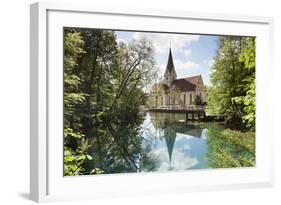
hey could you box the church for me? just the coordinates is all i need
[150,48,207,109]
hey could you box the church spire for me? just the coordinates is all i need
[166,48,175,73]
[164,127,176,168]
[164,47,177,86]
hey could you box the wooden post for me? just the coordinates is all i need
[203,111,206,120]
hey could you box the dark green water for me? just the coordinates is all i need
[66,111,254,175]
[81,111,228,174]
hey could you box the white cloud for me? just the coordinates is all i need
[153,147,199,171]
[158,59,200,79]
[183,49,192,57]
[154,59,200,79]
[174,59,199,71]
[182,144,191,151]
[133,32,200,54]
[176,133,194,140]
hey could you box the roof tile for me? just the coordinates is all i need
[171,79,196,92]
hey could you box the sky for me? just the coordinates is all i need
[116,31,219,86]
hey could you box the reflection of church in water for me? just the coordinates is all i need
[152,113,204,167]
[163,126,177,165]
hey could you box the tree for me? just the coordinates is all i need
[64,30,86,129]
[148,83,166,108]
[63,28,158,175]
[169,85,181,106]
[64,128,94,176]
[63,30,102,176]
[207,36,255,128]
[194,95,202,106]
[233,38,256,129]
[109,38,156,114]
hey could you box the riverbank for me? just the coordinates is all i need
[206,128,255,168]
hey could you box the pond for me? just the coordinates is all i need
[84,112,227,174]
[140,112,219,172]
[71,111,254,175]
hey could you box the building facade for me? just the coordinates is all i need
[150,48,207,109]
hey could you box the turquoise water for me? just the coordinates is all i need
[79,111,227,174]
[140,112,212,171]
[65,110,253,175]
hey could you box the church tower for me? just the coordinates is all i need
[164,48,177,87]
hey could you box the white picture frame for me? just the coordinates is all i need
[30,1,274,202]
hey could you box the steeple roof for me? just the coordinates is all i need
[164,128,176,165]
[165,48,176,75]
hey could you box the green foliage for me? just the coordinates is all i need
[64,30,87,121]
[63,30,91,176]
[168,85,181,106]
[242,77,255,127]
[64,32,85,72]
[111,38,156,113]
[64,128,95,176]
[194,95,202,106]
[207,36,255,129]
[62,28,257,174]
[233,38,256,129]
[205,86,222,115]
[147,83,166,108]
[63,28,157,175]
[206,128,255,168]
[240,38,256,69]
[90,168,104,175]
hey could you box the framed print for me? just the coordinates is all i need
[30,2,274,202]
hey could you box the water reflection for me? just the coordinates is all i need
[86,112,211,174]
[141,112,208,171]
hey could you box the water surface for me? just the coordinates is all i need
[83,111,226,174]
[140,112,215,171]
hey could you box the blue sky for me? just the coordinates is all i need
[116,31,219,86]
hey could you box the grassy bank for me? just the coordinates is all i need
[206,128,255,168]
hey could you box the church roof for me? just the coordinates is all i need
[150,76,201,93]
[171,78,196,92]
[184,75,202,85]
[151,48,205,93]
[164,48,176,74]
